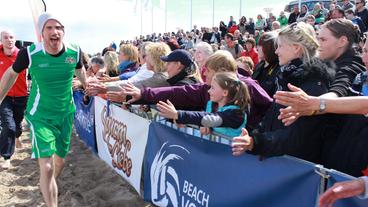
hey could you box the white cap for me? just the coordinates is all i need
[38,12,64,34]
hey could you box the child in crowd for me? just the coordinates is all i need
[240,38,258,65]
[157,72,250,137]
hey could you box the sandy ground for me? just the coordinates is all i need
[0,128,151,207]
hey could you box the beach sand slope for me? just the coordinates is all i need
[0,129,151,207]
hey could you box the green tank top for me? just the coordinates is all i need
[26,43,79,119]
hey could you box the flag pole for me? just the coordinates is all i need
[190,0,193,31]
[212,0,215,27]
[165,0,167,32]
[239,0,242,19]
[151,2,154,33]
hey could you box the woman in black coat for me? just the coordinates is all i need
[232,22,335,164]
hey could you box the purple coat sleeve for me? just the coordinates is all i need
[140,83,210,110]
[239,76,272,127]
[139,77,272,128]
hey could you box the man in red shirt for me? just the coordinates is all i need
[0,30,28,169]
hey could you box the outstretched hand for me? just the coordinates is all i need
[318,178,366,207]
[85,81,107,96]
[123,82,142,104]
[72,78,83,90]
[156,100,178,120]
[106,86,126,103]
[200,127,212,135]
[73,76,97,91]
[97,74,113,82]
[278,106,300,126]
[231,128,254,156]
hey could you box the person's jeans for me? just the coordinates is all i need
[0,96,27,160]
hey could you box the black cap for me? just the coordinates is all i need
[160,49,193,67]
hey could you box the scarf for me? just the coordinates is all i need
[118,60,135,73]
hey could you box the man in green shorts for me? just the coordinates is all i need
[0,13,88,207]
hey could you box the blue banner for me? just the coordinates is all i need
[144,122,320,207]
[326,171,368,207]
[73,91,97,153]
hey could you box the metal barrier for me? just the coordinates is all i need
[123,102,341,204]
[79,99,367,207]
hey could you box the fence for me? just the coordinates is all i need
[73,91,368,207]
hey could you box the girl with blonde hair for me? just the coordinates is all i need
[103,51,119,77]
[95,51,119,82]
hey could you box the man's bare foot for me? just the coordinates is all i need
[1,160,11,169]
[15,138,23,149]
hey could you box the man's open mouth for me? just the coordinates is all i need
[50,37,60,43]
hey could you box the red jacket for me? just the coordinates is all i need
[241,48,259,65]
[228,25,239,34]
[0,45,27,97]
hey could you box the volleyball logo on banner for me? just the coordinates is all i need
[150,142,210,207]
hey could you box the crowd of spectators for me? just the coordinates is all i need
[72,1,368,205]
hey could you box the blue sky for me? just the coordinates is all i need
[1,0,291,54]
